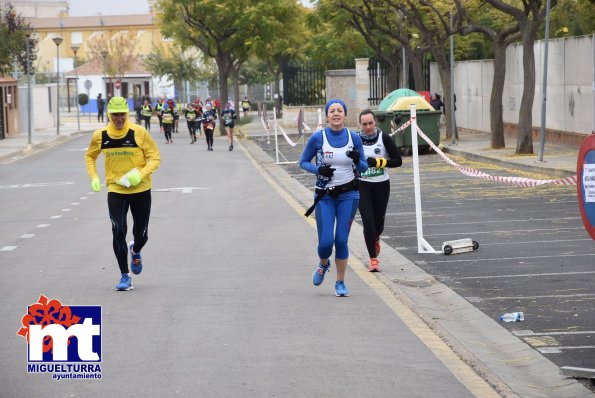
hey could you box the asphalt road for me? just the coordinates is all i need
[257,136,595,393]
[0,128,497,397]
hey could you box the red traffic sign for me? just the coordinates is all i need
[577,132,595,240]
[115,79,121,89]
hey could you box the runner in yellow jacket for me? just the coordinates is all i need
[84,96,161,291]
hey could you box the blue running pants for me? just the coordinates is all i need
[315,196,359,260]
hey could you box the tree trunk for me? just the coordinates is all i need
[384,53,401,91]
[434,50,456,140]
[516,31,537,154]
[410,48,425,91]
[216,55,230,136]
[273,70,282,118]
[232,71,240,122]
[490,40,507,149]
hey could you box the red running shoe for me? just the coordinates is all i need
[369,258,380,272]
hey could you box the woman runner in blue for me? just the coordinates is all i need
[300,99,368,296]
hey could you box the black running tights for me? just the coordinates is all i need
[205,128,214,147]
[358,180,390,258]
[107,190,151,274]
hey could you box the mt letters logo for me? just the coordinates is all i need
[17,295,102,380]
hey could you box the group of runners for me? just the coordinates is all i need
[134,96,239,151]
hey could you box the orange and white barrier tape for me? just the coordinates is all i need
[415,126,577,187]
[388,119,412,137]
[277,124,298,147]
[260,116,270,132]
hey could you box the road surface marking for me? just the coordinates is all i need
[0,182,75,190]
[71,202,80,205]
[457,271,595,280]
[514,330,595,337]
[1,246,17,251]
[20,234,35,239]
[153,187,211,193]
[538,346,595,354]
[466,293,595,302]
[51,215,62,219]
[61,208,71,212]
[434,253,595,263]
[36,224,49,228]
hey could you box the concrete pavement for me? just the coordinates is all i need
[1,114,592,397]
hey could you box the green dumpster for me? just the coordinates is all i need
[371,110,395,141]
[378,95,442,154]
[378,88,421,111]
[392,109,442,154]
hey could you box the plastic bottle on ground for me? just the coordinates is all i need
[499,312,524,322]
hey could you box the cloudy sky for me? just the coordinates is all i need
[68,0,150,16]
[68,0,314,16]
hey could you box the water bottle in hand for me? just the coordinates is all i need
[500,312,524,322]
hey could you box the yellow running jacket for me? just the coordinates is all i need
[85,116,160,194]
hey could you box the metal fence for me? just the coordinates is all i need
[368,58,387,106]
[282,64,326,106]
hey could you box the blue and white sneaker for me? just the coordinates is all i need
[313,260,331,286]
[335,280,349,297]
[115,273,133,291]
[129,240,143,275]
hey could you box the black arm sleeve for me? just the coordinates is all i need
[382,133,402,168]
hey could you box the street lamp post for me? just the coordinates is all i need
[52,36,63,135]
[71,44,80,131]
[100,49,108,98]
[24,28,33,145]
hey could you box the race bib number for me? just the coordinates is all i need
[361,167,385,178]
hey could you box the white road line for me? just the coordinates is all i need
[387,218,581,226]
[457,271,595,280]
[20,234,35,239]
[36,224,50,228]
[433,253,595,263]
[397,226,584,238]
[61,208,71,212]
[513,330,595,337]
[80,197,87,200]
[71,202,80,205]
[466,293,595,302]
[51,215,62,219]
[0,182,75,189]
[1,246,17,251]
[538,346,595,354]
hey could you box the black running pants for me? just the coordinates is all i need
[358,180,390,258]
[107,190,151,274]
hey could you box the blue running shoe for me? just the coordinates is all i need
[129,240,143,275]
[116,274,133,291]
[335,280,349,297]
[312,261,331,286]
